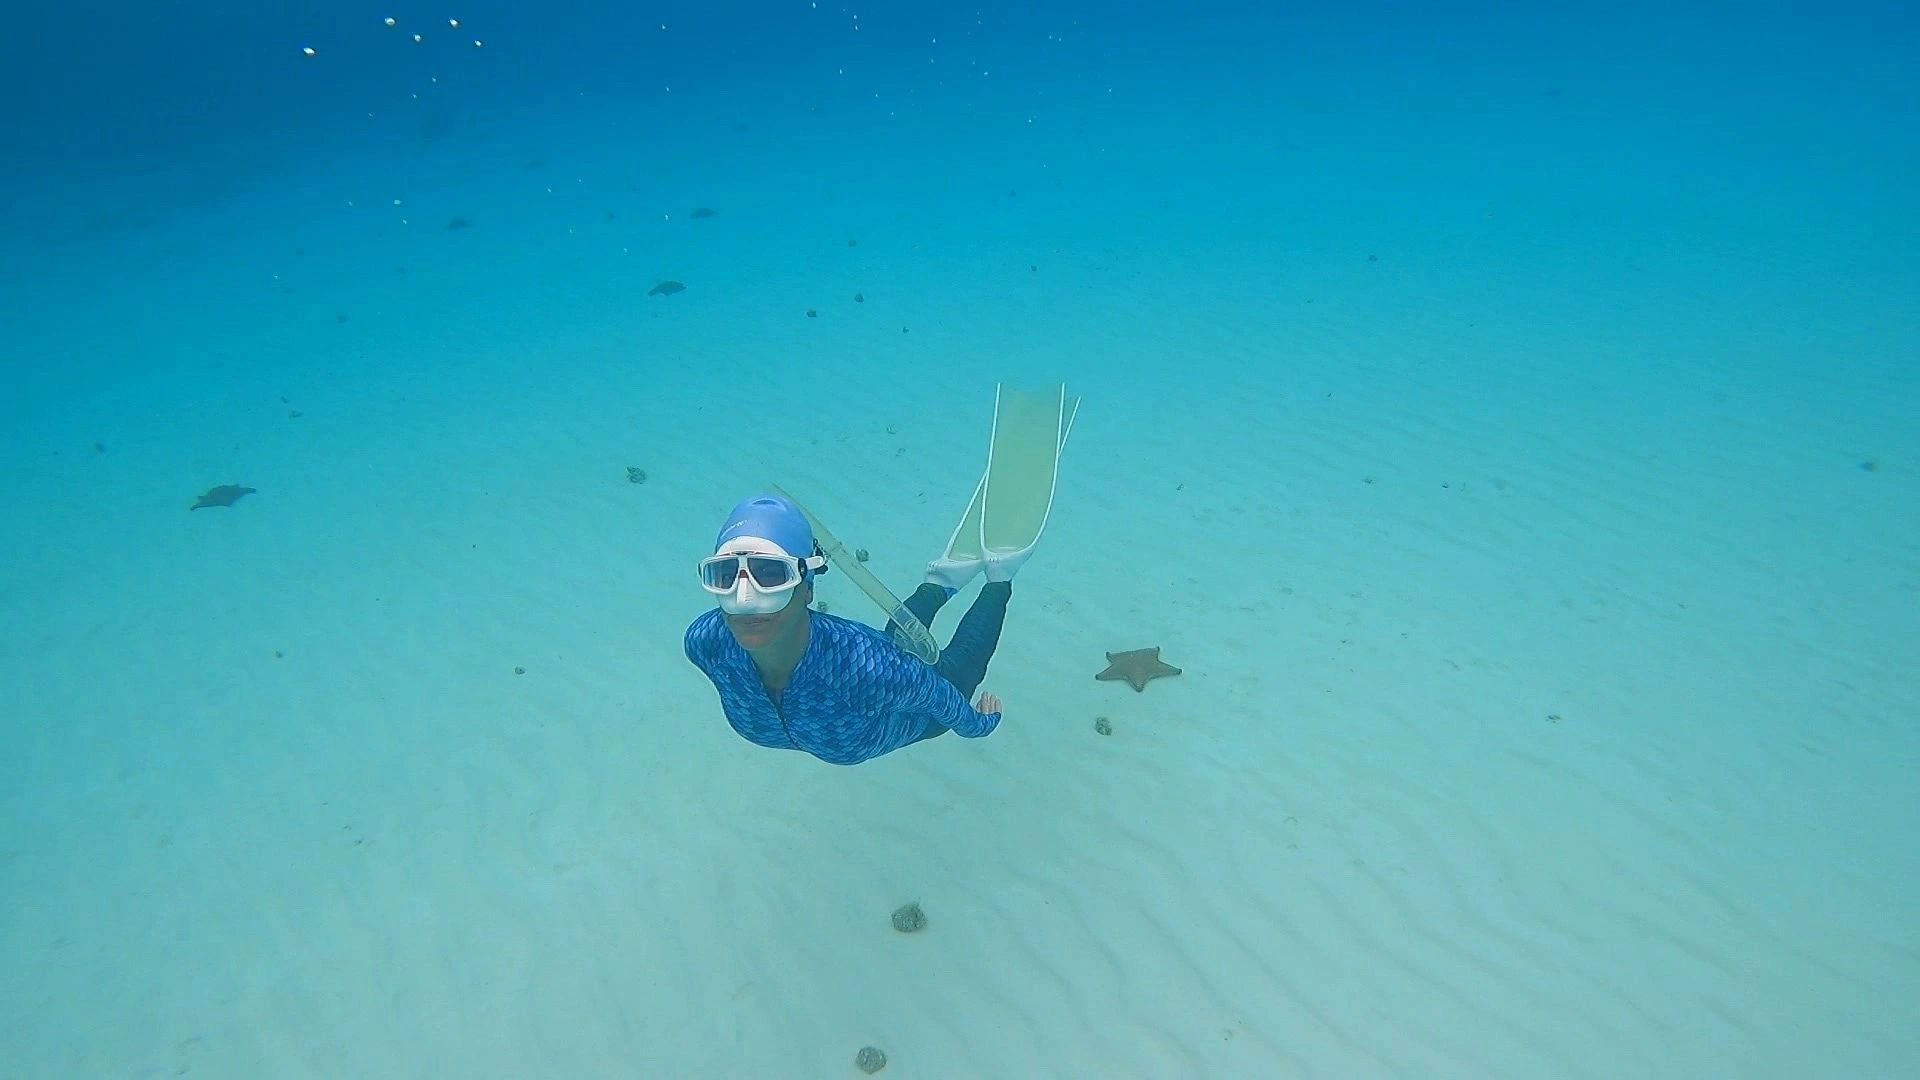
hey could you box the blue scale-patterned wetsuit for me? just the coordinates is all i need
[685,581,1011,766]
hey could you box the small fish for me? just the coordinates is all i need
[191,484,257,510]
[647,280,686,297]
[446,216,473,230]
[689,207,717,219]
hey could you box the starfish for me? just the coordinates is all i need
[1095,647,1181,692]
[190,484,256,510]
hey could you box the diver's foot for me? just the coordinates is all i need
[982,545,1036,582]
[925,555,984,593]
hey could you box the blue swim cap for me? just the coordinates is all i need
[714,493,815,563]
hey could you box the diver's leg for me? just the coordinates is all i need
[888,582,954,643]
[933,581,1012,699]
[903,582,952,626]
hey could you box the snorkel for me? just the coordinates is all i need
[768,485,940,665]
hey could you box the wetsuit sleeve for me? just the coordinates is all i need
[857,633,1001,738]
[683,609,726,674]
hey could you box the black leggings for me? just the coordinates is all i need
[892,581,1011,741]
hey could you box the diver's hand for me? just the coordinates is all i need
[975,691,1002,715]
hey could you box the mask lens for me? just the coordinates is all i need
[699,557,741,592]
[744,556,796,589]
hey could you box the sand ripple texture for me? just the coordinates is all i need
[1,283,1914,1078]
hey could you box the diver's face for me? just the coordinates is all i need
[723,580,812,651]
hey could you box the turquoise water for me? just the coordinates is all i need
[3,4,1915,1077]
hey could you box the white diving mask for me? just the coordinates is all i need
[697,537,824,615]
